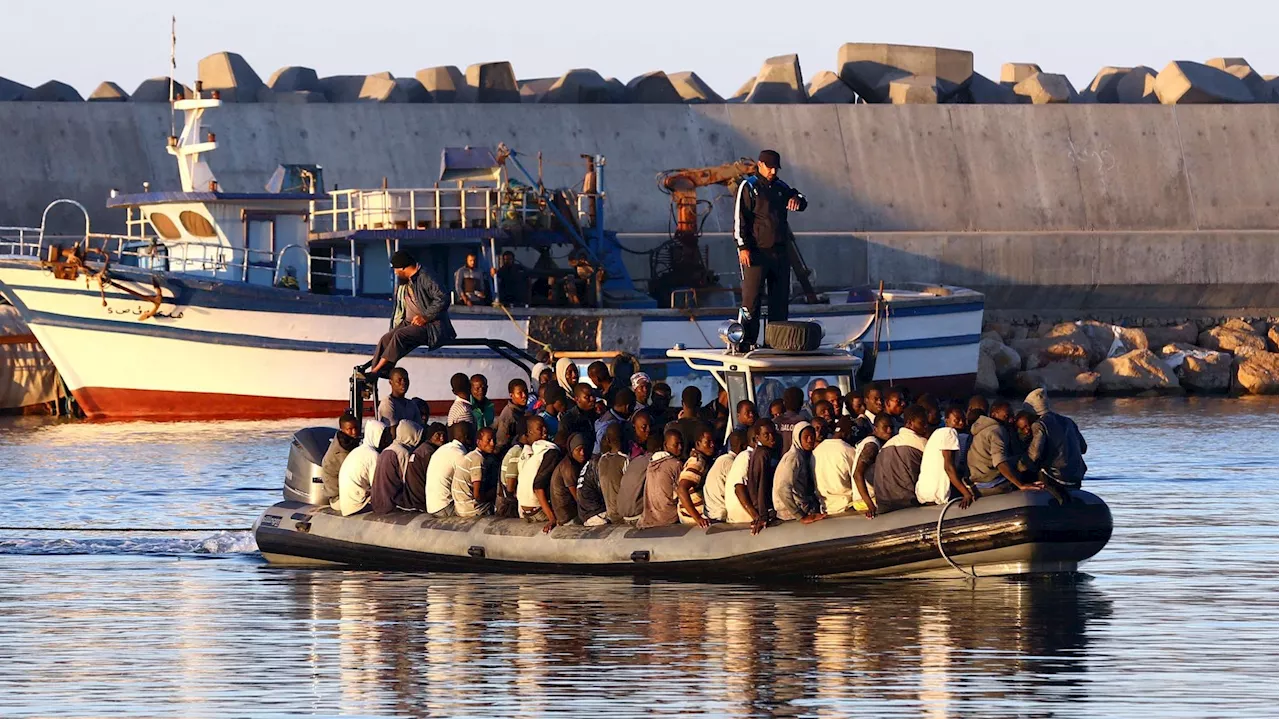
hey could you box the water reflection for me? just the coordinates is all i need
[272,571,1111,718]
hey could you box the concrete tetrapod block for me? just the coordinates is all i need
[603,77,628,103]
[1081,66,1132,103]
[668,71,723,103]
[0,77,31,101]
[22,81,83,102]
[1115,65,1158,103]
[886,75,945,104]
[1264,75,1279,103]
[962,72,1019,103]
[519,78,556,103]
[132,77,191,102]
[999,63,1042,86]
[806,70,855,103]
[625,71,683,103]
[1205,59,1270,101]
[1154,61,1255,104]
[728,77,755,103]
[266,90,327,104]
[465,62,520,103]
[267,66,321,93]
[197,51,265,102]
[394,77,431,103]
[541,69,614,103]
[321,73,406,103]
[838,43,973,103]
[745,54,807,103]
[1012,72,1077,104]
[88,81,129,102]
[415,66,466,103]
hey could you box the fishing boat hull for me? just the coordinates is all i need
[0,259,982,420]
[253,490,1111,580]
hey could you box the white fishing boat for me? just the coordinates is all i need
[0,88,982,420]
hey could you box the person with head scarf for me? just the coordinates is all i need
[773,423,825,523]
[555,357,579,395]
[551,433,589,525]
[527,362,552,413]
[321,412,361,510]
[339,419,388,516]
[638,429,685,528]
[371,420,423,513]
[630,372,652,408]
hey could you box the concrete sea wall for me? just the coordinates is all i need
[1,103,1275,313]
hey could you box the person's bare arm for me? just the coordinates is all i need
[734,484,762,534]
[852,445,878,519]
[942,449,975,508]
[534,488,556,533]
[677,479,708,529]
[997,460,1037,490]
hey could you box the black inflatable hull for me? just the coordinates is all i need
[255,489,1111,580]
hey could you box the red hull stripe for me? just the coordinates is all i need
[69,374,977,421]
[71,387,461,422]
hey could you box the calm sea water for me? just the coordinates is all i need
[0,397,1275,718]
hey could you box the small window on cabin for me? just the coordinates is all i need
[179,211,217,238]
[148,212,181,240]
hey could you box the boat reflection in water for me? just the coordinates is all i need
[272,570,1112,717]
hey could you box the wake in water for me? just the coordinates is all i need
[0,530,259,556]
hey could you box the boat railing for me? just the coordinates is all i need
[0,226,43,258]
[309,186,546,235]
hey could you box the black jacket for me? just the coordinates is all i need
[734,174,807,251]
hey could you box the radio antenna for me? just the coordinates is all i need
[168,15,177,137]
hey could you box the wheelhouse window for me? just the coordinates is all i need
[148,212,181,240]
[179,211,217,238]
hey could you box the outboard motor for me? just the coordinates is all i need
[284,426,338,504]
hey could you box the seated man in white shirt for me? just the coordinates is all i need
[916,406,976,508]
[425,422,474,516]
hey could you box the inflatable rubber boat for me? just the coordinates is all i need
[256,343,1111,579]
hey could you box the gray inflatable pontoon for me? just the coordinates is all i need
[253,427,1112,580]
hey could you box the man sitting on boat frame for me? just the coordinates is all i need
[363,250,456,379]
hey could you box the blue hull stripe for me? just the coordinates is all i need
[0,266,982,321]
[23,310,500,360]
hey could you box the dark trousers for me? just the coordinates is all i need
[740,247,790,347]
[372,317,456,366]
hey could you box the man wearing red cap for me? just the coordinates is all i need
[733,149,807,351]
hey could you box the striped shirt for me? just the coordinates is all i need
[447,397,474,426]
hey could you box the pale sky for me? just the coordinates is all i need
[3,0,1277,97]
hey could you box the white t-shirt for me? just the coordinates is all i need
[917,427,961,506]
[426,440,467,513]
[703,451,736,521]
[723,447,755,524]
[812,438,858,515]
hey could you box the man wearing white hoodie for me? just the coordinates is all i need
[339,419,389,516]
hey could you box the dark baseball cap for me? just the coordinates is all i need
[758,149,781,168]
[390,250,417,269]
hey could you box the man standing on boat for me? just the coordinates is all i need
[734,149,807,351]
[362,250,456,380]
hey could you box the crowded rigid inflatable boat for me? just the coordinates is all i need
[254,339,1112,580]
